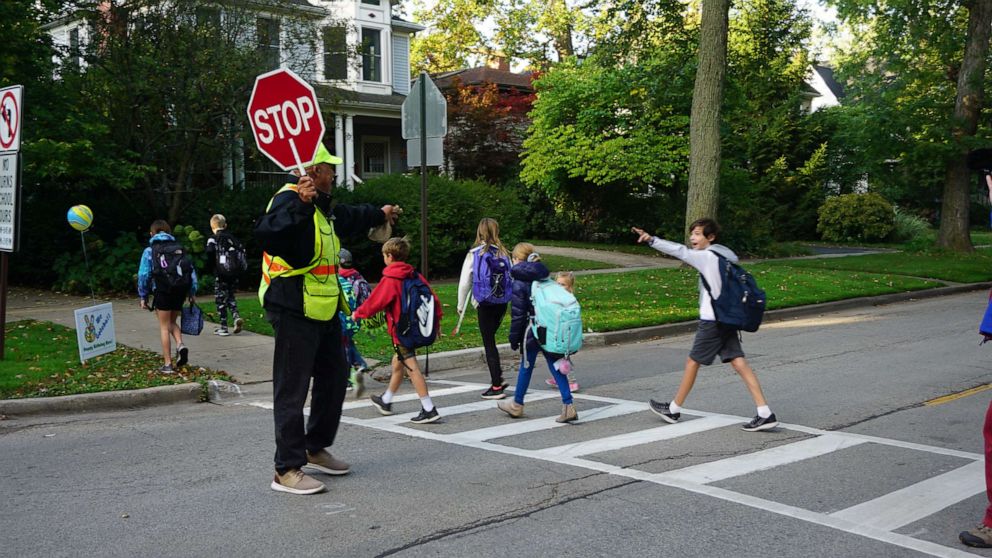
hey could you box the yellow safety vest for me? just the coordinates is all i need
[258,184,347,321]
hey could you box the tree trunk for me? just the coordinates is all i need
[685,0,730,241]
[937,0,992,251]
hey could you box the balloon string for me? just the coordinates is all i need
[80,231,95,300]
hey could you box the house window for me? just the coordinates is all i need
[361,28,382,82]
[362,137,389,176]
[323,26,347,80]
[361,0,379,4]
[67,27,81,71]
[257,18,281,71]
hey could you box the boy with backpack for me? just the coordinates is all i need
[137,219,197,373]
[498,243,581,423]
[205,214,246,336]
[338,248,371,397]
[353,237,443,424]
[633,219,778,432]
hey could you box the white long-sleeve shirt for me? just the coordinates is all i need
[647,237,739,321]
[456,246,485,315]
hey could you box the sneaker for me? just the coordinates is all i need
[960,525,992,548]
[545,378,558,387]
[481,384,508,400]
[233,317,244,334]
[270,469,326,495]
[568,381,579,392]
[742,413,779,432]
[370,394,393,416]
[649,399,680,423]
[410,407,440,424]
[497,399,524,418]
[556,403,578,423]
[176,345,189,367]
[213,327,230,337]
[305,449,350,476]
[159,364,174,374]
[351,369,365,399]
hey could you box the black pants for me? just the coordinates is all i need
[214,276,239,327]
[477,302,508,386]
[267,309,349,474]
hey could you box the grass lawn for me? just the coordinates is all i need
[765,247,992,283]
[538,254,615,271]
[530,239,813,258]
[224,262,939,364]
[0,320,231,399]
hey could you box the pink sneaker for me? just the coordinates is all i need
[545,377,557,387]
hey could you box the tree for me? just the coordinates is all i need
[685,0,730,235]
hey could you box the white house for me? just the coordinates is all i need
[45,0,424,188]
[802,64,844,113]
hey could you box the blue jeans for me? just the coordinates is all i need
[515,330,572,405]
[343,334,367,370]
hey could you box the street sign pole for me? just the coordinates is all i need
[419,73,429,279]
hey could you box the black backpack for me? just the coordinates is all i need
[215,233,248,278]
[700,252,766,332]
[151,240,194,294]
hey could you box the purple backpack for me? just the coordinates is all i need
[472,247,512,305]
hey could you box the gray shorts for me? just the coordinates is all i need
[689,321,745,366]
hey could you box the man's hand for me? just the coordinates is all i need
[382,205,402,225]
[297,175,318,203]
[631,227,653,244]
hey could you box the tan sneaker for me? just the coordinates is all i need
[556,403,578,423]
[271,469,326,495]
[497,399,524,418]
[960,525,992,548]
[305,449,351,476]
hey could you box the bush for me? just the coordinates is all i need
[887,207,932,244]
[816,193,895,243]
[336,174,527,280]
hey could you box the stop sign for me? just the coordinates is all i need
[246,69,325,172]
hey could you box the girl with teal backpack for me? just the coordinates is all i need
[497,243,579,424]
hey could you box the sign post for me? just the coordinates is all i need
[0,84,24,361]
[246,69,325,175]
[401,72,447,278]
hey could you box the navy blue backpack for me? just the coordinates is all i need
[395,272,440,349]
[700,252,766,332]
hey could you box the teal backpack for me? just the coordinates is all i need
[338,276,361,335]
[530,279,583,356]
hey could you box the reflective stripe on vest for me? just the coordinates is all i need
[258,184,343,321]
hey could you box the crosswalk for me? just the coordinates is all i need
[242,379,985,557]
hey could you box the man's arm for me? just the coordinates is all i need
[254,190,316,269]
[331,203,387,238]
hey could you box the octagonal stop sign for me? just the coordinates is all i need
[247,69,325,173]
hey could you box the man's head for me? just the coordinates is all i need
[304,143,343,193]
[688,218,720,250]
[210,214,227,233]
[382,237,411,265]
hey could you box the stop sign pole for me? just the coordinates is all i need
[246,69,325,176]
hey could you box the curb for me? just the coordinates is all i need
[0,383,203,418]
[4,282,988,418]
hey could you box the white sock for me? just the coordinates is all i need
[757,405,771,418]
[381,390,394,404]
[420,395,434,412]
[669,401,682,414]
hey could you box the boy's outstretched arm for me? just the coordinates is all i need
[353,283,390,320]
[631,227,711,271]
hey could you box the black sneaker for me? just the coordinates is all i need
[649,399,680,423]
[410,407,440,424]
[481,383,508,400]
[742,413,779,432]
[370,394,393,416]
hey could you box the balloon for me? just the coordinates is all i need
[67,205,94,232]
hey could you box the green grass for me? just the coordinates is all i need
[971,230,992,246]
[527,238,666,257]
[764,248,992,283]
[225,262,940,364]
[0,320,231,399]
[538,254,615,271]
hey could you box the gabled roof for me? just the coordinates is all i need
[316,85,406,109]
[391,16,425,33]
[433,67,534,92]
[813,65,844,99]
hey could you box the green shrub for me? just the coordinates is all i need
[336,174,527,279]
[887,207,932,244]
[816,192,895,243]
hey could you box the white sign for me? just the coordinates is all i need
[0,153,17,252]
[402,74,447,140]
[74,303,116,362]
[0,85,23,153]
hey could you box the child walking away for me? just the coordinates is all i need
[353,237,443,424]
[137,220,197,373]
[455,218,513,399]
[545,271,580,392]
[498,243,579,423]
[633,220,778,432]
[205,214,246,336]
[338,248,371,397]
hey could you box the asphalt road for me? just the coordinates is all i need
[4,291,992,557]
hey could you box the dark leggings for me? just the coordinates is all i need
[477,302,508,386]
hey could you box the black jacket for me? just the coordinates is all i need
[254,187,385,318]
[204,229,240,275]
[508,260,550,349]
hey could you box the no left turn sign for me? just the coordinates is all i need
[0,85,22,153]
